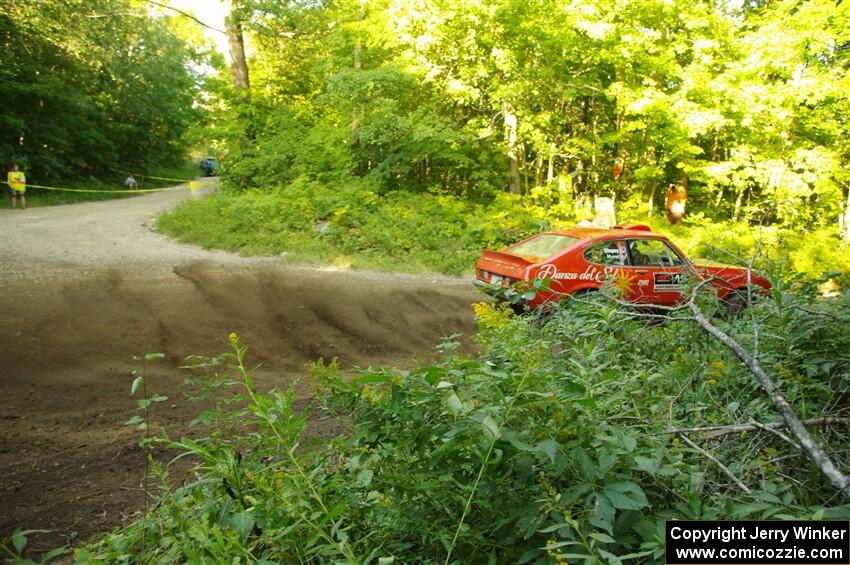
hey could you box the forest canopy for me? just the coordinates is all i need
[2,0,849,257]
[207,0,849,236]
[0,1,210,181]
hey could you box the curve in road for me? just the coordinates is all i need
[0,179,480,551]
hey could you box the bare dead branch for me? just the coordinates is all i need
[687,301,850,499]
[585,242,850,499]
[750,421,801,450]
[746,240,762,358]
[753,422,800,449]
[85,12,141,19]
[789,305,841,320]
[473,111,506,141]
[543,249,850,498]
[678,433,752,494]
[140,0,226,34]
[556,81,609,95]
[666,418,850,438]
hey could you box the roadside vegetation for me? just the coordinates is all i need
[19,277,843,564]
[158,182,850,283]
[1,2,212,198]
[0,161,202,209]
[154,0,849,283]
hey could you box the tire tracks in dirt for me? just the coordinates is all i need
[0,181,482,550]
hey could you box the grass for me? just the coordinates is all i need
[156,179,544,275]
[0,161,202,209]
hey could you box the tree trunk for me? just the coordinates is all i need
[841,187,850,243]
[714,187,724,208]
[504,104,521,195]
[225,1,253,185]
[535,152,543,188]
[522,144,529,194]
[646,145,657,216]
[647,179,658,217]
[547,143,555,183]
[351,5,364,148]
[733,188,745,221]
[225,6,250,93]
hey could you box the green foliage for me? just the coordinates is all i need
[204,0,849,238]
[158,174,849,282]
[657,220,850,284]
[0,160,200,209]
[164,0,850,283]
[0,529,68,564]
[74,284,849,563]
[157,176,545,274]
[0,2,205,183]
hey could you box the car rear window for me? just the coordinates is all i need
[507,234,579,261]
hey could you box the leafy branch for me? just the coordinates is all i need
[127,352,167,555]
[579,263,850,500]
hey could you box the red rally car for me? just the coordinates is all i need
[474,224,771,311]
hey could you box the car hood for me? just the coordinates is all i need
[691,259,771,289]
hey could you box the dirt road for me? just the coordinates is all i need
[0,181,479,552]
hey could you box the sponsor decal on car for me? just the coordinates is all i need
[536,264,620,282]
[654,271,687,291]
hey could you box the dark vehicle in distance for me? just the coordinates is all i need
[200,157,218,176]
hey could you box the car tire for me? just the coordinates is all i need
[509,302,527,315]
[722,289,749,317]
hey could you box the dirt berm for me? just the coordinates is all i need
[0,180,480,552]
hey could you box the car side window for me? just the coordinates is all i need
[584,240,629,266]
[627,239,685,267]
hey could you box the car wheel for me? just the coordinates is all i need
[507,302,523,315]
[722,289,749,317]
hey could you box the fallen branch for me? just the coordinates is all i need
[688,301,850,500]
[666,418,850,439]
[557,253,850,499]
[750,421,800,450]
[677,433,752,494]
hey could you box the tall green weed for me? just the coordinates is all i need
[157,177,544,274]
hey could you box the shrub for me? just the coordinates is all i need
[72,283,850,564]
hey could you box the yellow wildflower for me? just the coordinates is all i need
[472,302,514,330]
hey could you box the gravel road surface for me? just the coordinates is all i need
[0,179,479,552]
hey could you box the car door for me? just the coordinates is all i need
[624,238,688,305]
[580,239,632,293]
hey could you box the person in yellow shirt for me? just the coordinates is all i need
[7,164,26,209]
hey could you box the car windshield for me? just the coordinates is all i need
[507,234,579,261]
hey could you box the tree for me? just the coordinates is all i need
[0,0,203,181]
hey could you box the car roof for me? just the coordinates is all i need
[541,227,670,241]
